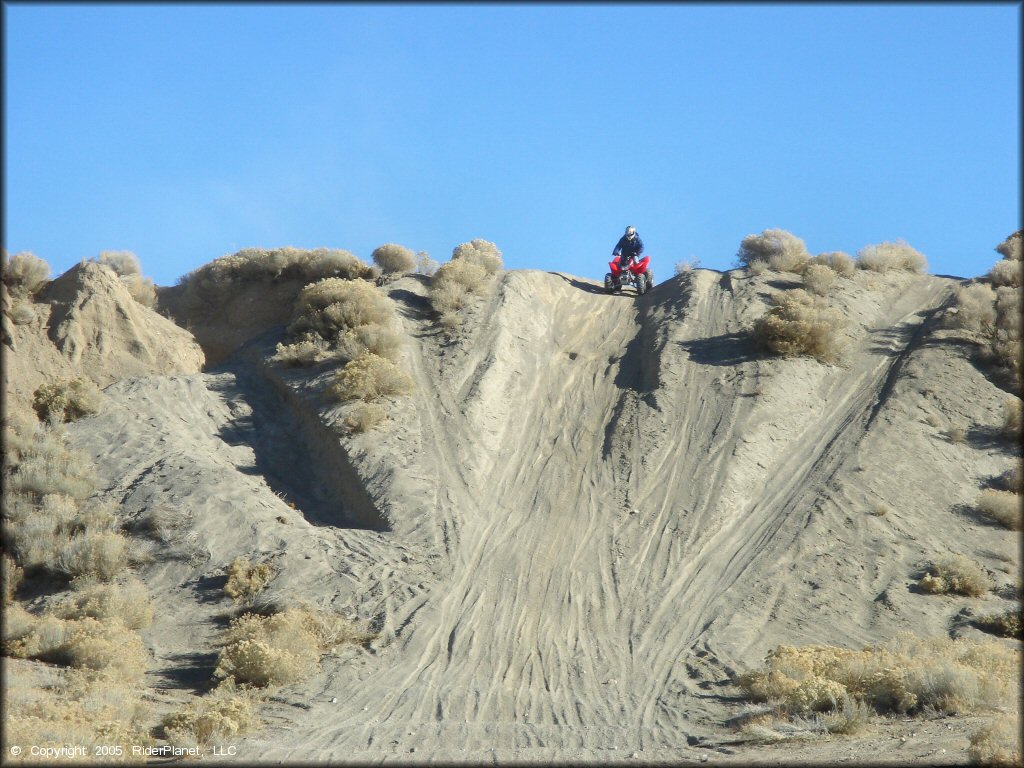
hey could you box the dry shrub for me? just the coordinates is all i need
[121,274,157,308]
[736,229,810,273]
[969,714,1022,766]
[973,610,1022,640]
[976,490,1022,530]
[224,557,276,605]
[270,335,332,366]
[752,288,845,364]
[336,323,402,363]
[452,238,503,275]
[811,251,856,276]
[57,530,131,581]
[3,553,23,603]
[288,277,393,341]
[954,283,997,333]
[1,410,41,470]
[32,377,103,423]
[918,555,990,596]
[6,666,153,760]
[802,263,836,296]
[7,298,36,325]
[180,247,372,302]
[343,402,387,434]
[856,239,928,274]
[8,614,148,683]
[989,258,1022,288]
[735,633,1017,717]
[215,607,347,687]
[53,577,154,630]
[995,230,1022,262]
[162,679,262,747]
[1003,397,1022,439]
[372,243,416,275]
[2,251,51,297]
[97,250,141,276]
[328,353,414,402]
[674,258,701,275]
[430,258,490,325]
[996,463,1023,494]
[415,251,439,276]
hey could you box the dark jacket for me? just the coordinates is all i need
[613,233,644,260]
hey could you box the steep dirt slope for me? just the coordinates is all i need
[2,261,204,413]
[64,267,1019,763]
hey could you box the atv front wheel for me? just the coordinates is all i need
[604,274,614,293]
[635,272,648,295]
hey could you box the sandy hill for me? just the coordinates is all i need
[3,261,1020,763]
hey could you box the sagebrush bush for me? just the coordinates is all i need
[224,557,276,605]
[97,250,141,276]
[811,251,856,276]
[976,490,1022,530]
[371,243,416,275]
[32,377,103,423]
[674,258,701,275]
[969,715,1021,767]
[336,323,402,363]
[995,230,1022,262]
[343,402,387,434]
[1003,397,1022,439]
[802,263,836,296]
[122,274,157,308]
[270,336,332,366]
[213,607,365,687]
[2,251,50,297]
[57,530,131,582]
[452,239,503,275]
[918,555,990,596]
[162,679,262,747]
[328,353,414,403]
[287,278,393,341]
[6,666,153,758]
[989,258,1022,288]
[3,553,23,603]
[415,251,439,276]
[735,633,1018,717]
[7,614,148,683]
[752,289,845,364]
[7,298,36,325]
[856,239,928,274]
[429,258,491,326]
[953,283,997,333]
[736,229,810,273]
[180,247,372,301]
[8,446,96,500]
[973,610,1022,640]
[53,577,154,630]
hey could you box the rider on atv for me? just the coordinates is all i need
[610,226,648,289]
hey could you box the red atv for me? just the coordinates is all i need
[605,255,653,295]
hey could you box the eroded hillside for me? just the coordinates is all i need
[45,264,1021,762]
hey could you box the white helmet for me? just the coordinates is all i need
[625,226,636,238]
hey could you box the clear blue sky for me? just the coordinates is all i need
[4,3,1020,286]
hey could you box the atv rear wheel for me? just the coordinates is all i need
[635,272,648,295]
